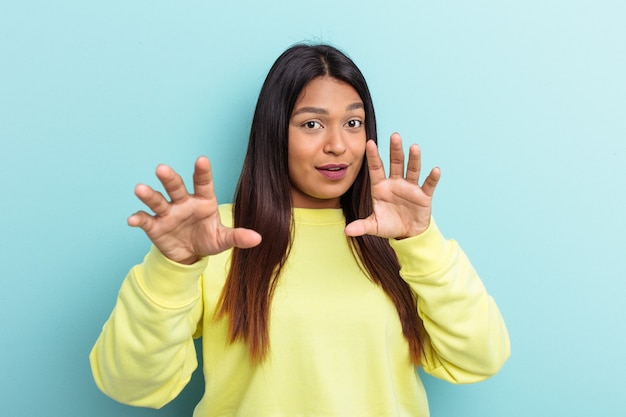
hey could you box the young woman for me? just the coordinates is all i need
[90,44,510,416]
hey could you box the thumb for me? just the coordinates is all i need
[227,227,263,249]
[344,217,377,237]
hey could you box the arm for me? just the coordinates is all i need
[390,221,510,383]
[90,157,261,407]
[346,133,510,382]
[90,248,207,407]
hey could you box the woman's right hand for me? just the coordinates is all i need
[127,156,262,264]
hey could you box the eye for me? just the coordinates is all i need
[345,119,363,129]
[302,120,322,129]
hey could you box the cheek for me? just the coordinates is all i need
[353,157,365,179]
[287,144,308,170]
[287,142,312,184]
[287,136,300,169]
[352,142,367,170]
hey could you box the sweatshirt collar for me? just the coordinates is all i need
[292,208,345,225]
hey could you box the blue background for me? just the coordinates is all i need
[1,1,625,416]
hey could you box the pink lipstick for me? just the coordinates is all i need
[316,164,349,180]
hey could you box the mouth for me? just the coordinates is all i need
[316,164,349,180]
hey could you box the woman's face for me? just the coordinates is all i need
[288,76,367,209]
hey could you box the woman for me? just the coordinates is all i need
[90,44,510,416]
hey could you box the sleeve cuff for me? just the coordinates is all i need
[134,246,208,308]
[388,218,452,276]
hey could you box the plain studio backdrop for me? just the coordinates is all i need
[1,1,624,416]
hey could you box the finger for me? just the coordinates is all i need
[344,217,378,237]
[421,167,441,197]
[365,140,386,186]
[388,133,405,179]
[155,164,190,204]
[193,156,216,199]
[134,184,170,216]
[405,144,421,185]
[127,210,156,231]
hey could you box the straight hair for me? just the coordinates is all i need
[218,44,422,364]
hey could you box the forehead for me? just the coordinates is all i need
[294,76,362,108]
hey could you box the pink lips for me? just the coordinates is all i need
[316,164,349,180]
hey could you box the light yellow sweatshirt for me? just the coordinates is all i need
[90,205,510,416]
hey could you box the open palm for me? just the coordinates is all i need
[345,133,440,239]
[127,156,261,264]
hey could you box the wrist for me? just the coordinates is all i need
[396,218,431,240]
[175,255,200,265]
[137,246,207,307]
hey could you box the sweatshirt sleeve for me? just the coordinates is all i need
[389,220,510,384]
[89,246,207,408]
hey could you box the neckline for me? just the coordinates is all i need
[292,207,345,225]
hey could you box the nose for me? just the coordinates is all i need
[322,126,346,155]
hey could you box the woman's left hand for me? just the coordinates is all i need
[345,132,441,239]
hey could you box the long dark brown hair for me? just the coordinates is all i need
[218,44,422,364]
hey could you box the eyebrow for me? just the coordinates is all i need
[291,102,364,117]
